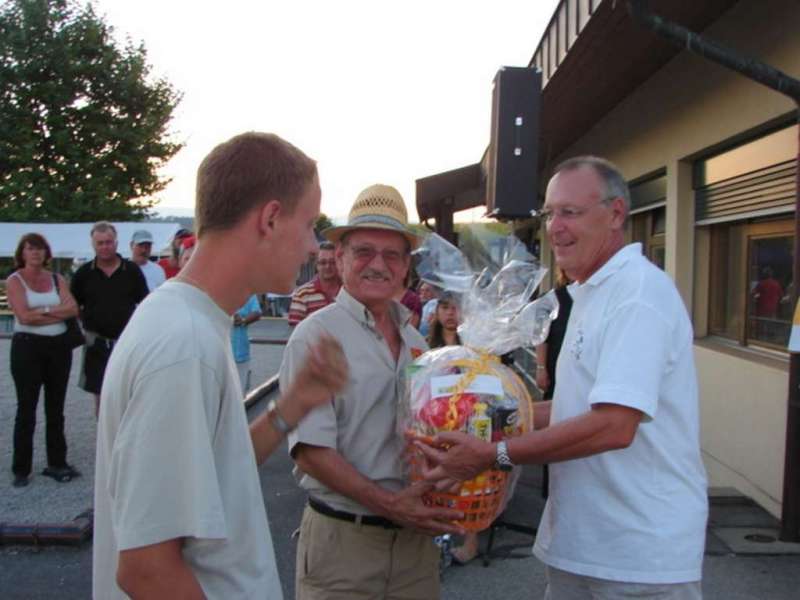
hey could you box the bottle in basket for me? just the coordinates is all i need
[468,402,492,442]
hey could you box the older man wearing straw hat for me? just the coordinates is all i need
[280,184,464,599]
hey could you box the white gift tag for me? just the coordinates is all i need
[430,374,503,399]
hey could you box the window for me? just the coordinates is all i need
[628,172,666,269]
[708,218,793,349]
[697,123,797,351]
[629,207,666,269]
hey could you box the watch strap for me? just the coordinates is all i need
[267,399,294,435]
[495,440,514,471]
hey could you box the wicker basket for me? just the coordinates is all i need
[403,349,533,531]
[408,448,510,531]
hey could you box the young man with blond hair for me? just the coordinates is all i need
[93,132,348,599]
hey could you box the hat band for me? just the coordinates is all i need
[348,214,405,230]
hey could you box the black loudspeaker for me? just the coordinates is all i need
[486,66,542,219]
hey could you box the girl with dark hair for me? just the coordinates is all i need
[7,233,81,487]
[426,293,461,349]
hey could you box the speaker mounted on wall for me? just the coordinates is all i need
[486,66,542,219]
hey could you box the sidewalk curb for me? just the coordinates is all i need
[0,510,93,547]
[245,374,280,410]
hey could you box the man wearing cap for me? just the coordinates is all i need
[158,228,193,279]
[281,184,463,600]
[71,221,149,416]
[129,229,166,292]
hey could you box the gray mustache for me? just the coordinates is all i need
[362,269,390,280]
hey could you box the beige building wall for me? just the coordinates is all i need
[541,0,800,515]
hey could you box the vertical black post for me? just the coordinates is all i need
[781,113,800,542]
[436,198,455,245]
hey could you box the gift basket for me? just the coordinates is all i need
[402,233,559,531]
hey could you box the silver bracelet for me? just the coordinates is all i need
[267,399,294,434]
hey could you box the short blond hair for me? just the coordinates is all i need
[195,132,317,236]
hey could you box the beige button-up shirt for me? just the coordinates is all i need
[282,287,428,515]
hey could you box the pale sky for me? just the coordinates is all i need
[95,0,559,222]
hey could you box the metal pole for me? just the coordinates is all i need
[626,0,800,542]
[627,1,800,99]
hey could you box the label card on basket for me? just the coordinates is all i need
[430,374,503,399]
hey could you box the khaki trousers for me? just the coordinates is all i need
[295,505,440,600]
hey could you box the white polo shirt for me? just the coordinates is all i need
[533,243,708,584]
[137,259,166,292]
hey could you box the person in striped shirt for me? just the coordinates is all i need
[288,241,341,326]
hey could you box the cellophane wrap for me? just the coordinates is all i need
[400,234,559,530]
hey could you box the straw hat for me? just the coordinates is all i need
[323,184,420,249]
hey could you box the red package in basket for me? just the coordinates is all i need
[401,345,533,531]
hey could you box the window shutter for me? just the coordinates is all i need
[695,159,796,225]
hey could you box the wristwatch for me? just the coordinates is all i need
[266,399,294,435]
[495,441,514,472]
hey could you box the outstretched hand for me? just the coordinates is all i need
[414,432,495,491]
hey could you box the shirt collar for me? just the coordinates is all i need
[335,286,412,329]
[168,280,231,334]
[581,242,642,288]
[91,253,126,271]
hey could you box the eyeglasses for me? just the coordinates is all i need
[316,259,336,266]
[348,245,407,265]
[536,199,612,224]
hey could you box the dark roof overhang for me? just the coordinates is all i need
[534,0,739,171]
[414,0,740,222]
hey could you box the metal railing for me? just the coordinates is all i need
[530,0,603,86]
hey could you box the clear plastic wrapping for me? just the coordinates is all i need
[400,233,559,530]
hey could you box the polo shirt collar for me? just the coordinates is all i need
[336,286,412,329]
[91,253,126,271]
[582,242,642,288]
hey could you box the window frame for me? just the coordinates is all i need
[707,216,794,351]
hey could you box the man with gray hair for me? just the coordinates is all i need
[70,221,148,415]
[283,184,462,599]
[418,156,708,599]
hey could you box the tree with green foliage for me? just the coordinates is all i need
[0,0,182,222]
[314,212,333,233]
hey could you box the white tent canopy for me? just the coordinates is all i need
[0,222,183,260]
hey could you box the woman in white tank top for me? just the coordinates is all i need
[6,233,81,488]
